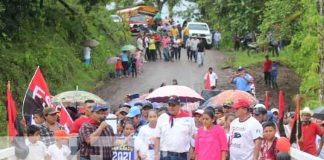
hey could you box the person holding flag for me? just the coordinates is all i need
[204,67,218,90]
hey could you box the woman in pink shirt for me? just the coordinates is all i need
[161,34,171,61]
[195,109,228,160]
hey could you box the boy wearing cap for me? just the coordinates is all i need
[79,105,115,160]
[126,106,147,135]
[299,107,323,155]
[48,130,71,160]
[229,99,263,160]
[155,95,196,160]
[40,107,64,147]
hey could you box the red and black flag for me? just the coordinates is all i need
[278,90,286,137]
[7,81,18,141]
[290,95,302,144]
[265,91,269,110]
[22,66,52,116]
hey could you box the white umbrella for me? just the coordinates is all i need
[52,91,106,105]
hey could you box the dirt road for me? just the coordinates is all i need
[95,49,234,108]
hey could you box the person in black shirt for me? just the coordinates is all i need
[197,39,205,67]
[130,54,137,78]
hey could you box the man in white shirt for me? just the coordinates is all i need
[214,31,221,49]
[204,67,218,90]
[154,95,196,160]
[189,35,200,62]
[229,98,263,160]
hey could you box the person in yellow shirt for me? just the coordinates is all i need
[183,25,189,48]
[170,25,179,38]
[148,34,157,61]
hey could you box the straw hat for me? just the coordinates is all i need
[301,107,313,116]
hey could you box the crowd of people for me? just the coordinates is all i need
[21,91,324,160]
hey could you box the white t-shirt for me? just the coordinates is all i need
[25,140,48,160]
[229,116,263,160]
[156,113,196,153]
[48,144,71,160]
[136,124,158,160]
[204,72,218,87]
[190,39,200,51]
[83,47,91,59]
[137,38,144,51]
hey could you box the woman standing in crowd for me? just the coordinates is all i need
[195,109,228,160]
[149,34,157,61]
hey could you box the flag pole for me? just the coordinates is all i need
[21,66,40,116]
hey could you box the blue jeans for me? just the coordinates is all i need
[163,48,170,61]
[160,151,187,160]
[85,58,90,65]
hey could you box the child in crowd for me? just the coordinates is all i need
[25,125,49,160]
[130,54,137,78]
[195,109,228,160]
[137,110,158,160]
[116,107,129,136]
[48,130,71,160]
[115,59,123,78]
[260,121,278,160]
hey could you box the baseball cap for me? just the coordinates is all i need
[119,107,130,114]
[233,99,251,109]
[126,106,141,118]
[91,105,108,112]
[223,99,233,108]
[142,102,153,109]
[238,66,244,71]
[44,107,59,116]
[54,130,70,140]
[193,109,204,116]
[168,95,180,105]
[215,106,224,113]
[254,107,267,115]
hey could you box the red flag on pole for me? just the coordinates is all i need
[290,95,302,144]
[205,73,211,90]
[278,90,286,137]
[7,81,18,140]
[265,91,269,110]
[22,66,52,116]
[59,103,74,133]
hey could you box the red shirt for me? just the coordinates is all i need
[299,122,323,155]
[264,60,272,72]
[70,116,90,133]
[260,138,278,160]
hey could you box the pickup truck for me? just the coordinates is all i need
[187,22,213,49]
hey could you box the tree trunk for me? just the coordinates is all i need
[319,0,324,103]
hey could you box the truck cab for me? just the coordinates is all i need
[187,22,213,49]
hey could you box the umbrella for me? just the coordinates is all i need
[145,85,204,103]
[107,57,120,64]
[52,91,106,105]
[202,90,258,108]
[81,39,100,47]
[313,106,324,120]
[121,44,136,51]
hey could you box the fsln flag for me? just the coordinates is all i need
[22,66,52,116]
[7,81,18,140]
[59,103,74,133]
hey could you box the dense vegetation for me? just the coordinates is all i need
[0,0,131,139]
[195,0,324,106]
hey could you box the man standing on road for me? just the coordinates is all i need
[79,105,114,160]
[229,98,263,160]
[230,66,254,94]
[204,67,218,90]
[154,96,196,160]
[214,30,221,49]
[190,35,200,62]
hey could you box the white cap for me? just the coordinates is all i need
[271,108,279,113]
[254,104,266,109]
[301,107,313,116]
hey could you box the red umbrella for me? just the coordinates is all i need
[145,85,204,103]
[203,90,258,107]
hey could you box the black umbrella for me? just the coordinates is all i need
[313,106,324,120]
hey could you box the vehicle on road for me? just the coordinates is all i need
[117,5,158,34]
[187,22,213,49]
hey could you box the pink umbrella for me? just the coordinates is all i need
[107,57,120,64]
[145,85,204,103]
[203,90,258,107]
